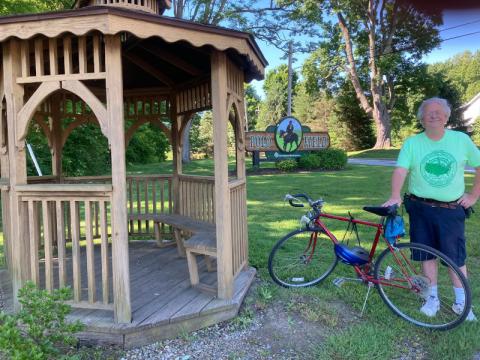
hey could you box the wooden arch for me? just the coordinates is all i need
[17,80,108,146]
[227,98,245,149]
[125,117,172,146]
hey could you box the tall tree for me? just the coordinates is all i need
[429,51,480,104]
[297,0,442,148]
[257,64,298,129]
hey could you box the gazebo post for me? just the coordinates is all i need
[105,35,131,323]
[171,96,182,215]
[0,77,12,273]
[211,51,233,299]
[2,39,30,310]
[50,94,63,180]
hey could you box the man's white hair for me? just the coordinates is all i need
[417,97,451,122]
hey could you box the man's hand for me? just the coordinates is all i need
[457,193,479,208]
[382,196,402,207]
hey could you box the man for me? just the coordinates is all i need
[383,97,480,321]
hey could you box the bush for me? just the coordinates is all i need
[298,149,347,171]
[298,153,321,170]
[275,159,298,172]
[0,282,84,360]
[316,148,348,170]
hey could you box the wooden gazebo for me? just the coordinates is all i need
[0,0,266,347]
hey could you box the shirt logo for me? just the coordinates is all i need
[420,150,456,187]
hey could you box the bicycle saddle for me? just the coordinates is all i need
[363,205,397,217]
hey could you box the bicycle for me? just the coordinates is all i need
[268,193,472,330]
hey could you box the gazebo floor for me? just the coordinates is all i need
[0,241,256,349]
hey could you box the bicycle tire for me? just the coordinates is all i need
[268,228,338,288]
[374,242,471,330]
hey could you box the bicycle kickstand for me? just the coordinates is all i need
[360,282,374,317]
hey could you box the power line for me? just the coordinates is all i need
[442,29,480,43]
[439,18,480,33]
[383,29,480,57]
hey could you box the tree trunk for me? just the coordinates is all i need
[372,99,392,149]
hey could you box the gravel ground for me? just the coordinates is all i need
[120,315,269,360]
[120,283,355,360]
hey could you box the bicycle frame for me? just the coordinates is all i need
[313,212,418,291]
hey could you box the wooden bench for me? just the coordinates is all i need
[128,213,214,254]
[128,213,217,292]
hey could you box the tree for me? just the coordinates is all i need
[244,84,261,131]
[0,0,74,15]
[428,51,480,104]
[329,81,375,150]
[292,82,330,131]
[257,64,298,129]
[297,0,442,148]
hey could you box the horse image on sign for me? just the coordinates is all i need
[275,117,302,153]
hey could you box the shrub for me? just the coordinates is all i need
[298,153,321,170]
[316,148,348,170]
[0,282,84,360]
[275,159,298,172]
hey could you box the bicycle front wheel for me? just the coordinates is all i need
[374,242,471,330]
[268,229,338,288]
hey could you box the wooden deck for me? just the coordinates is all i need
[0,241,256,349]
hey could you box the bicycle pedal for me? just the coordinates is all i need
[333,277,345,288]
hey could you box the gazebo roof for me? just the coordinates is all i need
[0,5,267,81]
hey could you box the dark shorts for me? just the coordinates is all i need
[405,198,466,267]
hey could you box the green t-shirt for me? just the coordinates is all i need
[396,130,480,202]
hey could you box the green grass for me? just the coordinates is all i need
[348,148,400,159]
[247,165,480,360]
[1,160,479,358]
[127,157,239,176]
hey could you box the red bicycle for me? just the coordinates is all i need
[268,193,472,330]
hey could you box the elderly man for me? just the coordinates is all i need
[383,97,480,321]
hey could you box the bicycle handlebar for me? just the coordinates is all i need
[285,193,309,207]
[284,193,323,209]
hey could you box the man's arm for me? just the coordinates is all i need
[383,167,408,207]
[457,167,480,208]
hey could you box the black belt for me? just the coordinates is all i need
[408,194,460,209]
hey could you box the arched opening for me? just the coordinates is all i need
[228,100,244,180]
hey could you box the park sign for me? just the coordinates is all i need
[246,116,330,160]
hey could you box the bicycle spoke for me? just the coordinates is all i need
[374,243,471,330]
[269,229,338,288]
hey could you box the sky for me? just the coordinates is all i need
[252,8,480,99]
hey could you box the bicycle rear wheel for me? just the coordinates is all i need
[374,242,471,330]
[268,229,338,288]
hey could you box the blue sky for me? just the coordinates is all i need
[252,8,480,98]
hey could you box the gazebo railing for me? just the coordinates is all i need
[92,0,160,14]
[178,174,215,224]
[54,175,174,238]
[229,179,248,277]
[127,174,173,236]
[17,184,113,310]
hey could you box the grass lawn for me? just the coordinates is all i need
[348,148,400,159]
[0,161,478,359]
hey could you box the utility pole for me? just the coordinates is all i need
[287,41,293,116]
